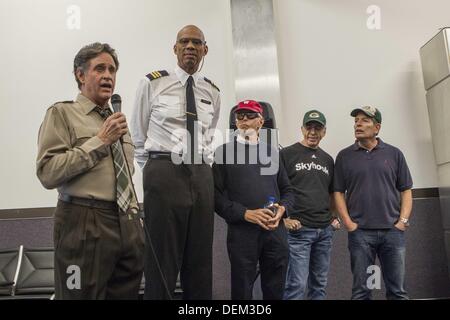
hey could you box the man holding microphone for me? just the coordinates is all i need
[37,42,144,299]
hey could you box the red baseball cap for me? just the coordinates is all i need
[235,100,263,114]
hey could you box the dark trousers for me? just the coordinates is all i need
[53,200,144,299]
[227,223,289,300]
[348,228,408,300]
[143,159,214,300]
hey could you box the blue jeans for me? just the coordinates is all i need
[284,225,334,300]
[348,227,408,300]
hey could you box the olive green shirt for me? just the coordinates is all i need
[36,94,136,205]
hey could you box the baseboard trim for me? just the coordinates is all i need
[412,188,440,199]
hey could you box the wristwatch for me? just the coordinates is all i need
[399,217,410,227]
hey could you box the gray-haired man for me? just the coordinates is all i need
[37,43,144,299]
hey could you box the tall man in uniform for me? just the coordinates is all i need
[282,110,340,300]
[334,106,413,300]
[131,25,221,300]
[36,43,144,299]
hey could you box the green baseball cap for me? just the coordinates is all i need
[303,110,326,126]
[350,106,382,123]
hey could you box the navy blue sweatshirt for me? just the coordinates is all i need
[212,139,295,224]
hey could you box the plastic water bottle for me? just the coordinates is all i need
[264,196,276,216]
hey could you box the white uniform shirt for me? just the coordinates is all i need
[131,65,221,168]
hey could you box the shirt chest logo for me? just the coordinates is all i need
[295,161,329,175]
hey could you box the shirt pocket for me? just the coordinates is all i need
[72,126,97,147]
[153,95,183,119]
[196,98,214,128]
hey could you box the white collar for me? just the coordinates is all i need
[236,134,259,145]
[175,65,201,86]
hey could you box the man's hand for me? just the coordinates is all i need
[266,204,285,230]
[331,218,341,230]
[244,209,274,230]
[345,220,358,232]
[97,112,128,145]
[284,217,302,231]
[394,221,406,231]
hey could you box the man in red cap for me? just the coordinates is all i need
[233,99,264,143]
[213,100,294,299]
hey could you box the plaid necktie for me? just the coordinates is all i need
[95,106,133,213]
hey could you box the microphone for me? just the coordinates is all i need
[111,94,122,113]
[111,94,123,142]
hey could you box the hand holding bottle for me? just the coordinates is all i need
[264,196,277,217]
[266,203,285,230]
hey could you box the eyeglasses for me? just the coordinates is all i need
[177,38,206,47]
[304,123,324,131]
[235,112,260,121]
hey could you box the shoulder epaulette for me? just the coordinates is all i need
[146,70,169,81]
[52,100,74,107]
[204,77,220,92]
[49,100,73,111]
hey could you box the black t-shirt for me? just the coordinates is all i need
[280,142,334,228]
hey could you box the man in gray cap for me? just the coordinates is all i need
[281,110,339,300]
[334,106,413,300]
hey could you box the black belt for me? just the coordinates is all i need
[148,151,207,163]
[148,151,174,160]
[59,194,118,211]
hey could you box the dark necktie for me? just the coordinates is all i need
[94,106,133,213]
[186,76,199,162]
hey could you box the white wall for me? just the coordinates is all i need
[274,0,450,188]
[0,0,235,209]
[1,0,448,209]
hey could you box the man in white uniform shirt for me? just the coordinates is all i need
[131,25,221,300]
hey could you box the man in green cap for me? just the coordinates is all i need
[334,106,413,300]
[281,110,339,300]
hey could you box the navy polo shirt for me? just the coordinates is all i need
[334,138,413,229]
